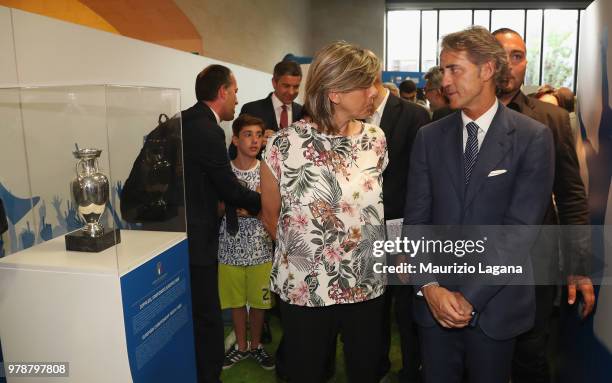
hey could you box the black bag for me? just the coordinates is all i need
[0,198,8,235]
[120,114,184,227]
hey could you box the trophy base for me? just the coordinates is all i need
[65,228,121,253]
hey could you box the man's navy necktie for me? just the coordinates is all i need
[464,121,479,185]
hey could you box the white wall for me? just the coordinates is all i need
[0,6,275,146]
[0,6,18,86]
[0,6,272,110]
[0,6,273,256]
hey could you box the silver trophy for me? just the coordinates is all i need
[71,148,109,237]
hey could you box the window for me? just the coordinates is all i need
[387,10,420,71]
[421,11,438,71]
[386,7,583,91]
[525,10,543,87]
[438,10,472,40]
[491,10,525,37]
[542,9,579,89]
[473,10,490,30]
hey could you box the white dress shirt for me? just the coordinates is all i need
[461,99,498,151]
[211,107,221,125]
[368,88,390,127]
[418,99,499,297]
[271,92,293,128]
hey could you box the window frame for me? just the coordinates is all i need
[385,7,584,92]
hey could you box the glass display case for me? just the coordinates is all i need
[0,85,185,269]
[0,85,196,383]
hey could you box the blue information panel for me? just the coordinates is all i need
[382,71,426,88]
[120,239,197,383]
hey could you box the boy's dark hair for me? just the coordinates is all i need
[273,60,302,80]
[195,64,232,102]
[232,114,266,136]
[399,79,417,94]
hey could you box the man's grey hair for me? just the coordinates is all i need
[441,26,509,89]
[424,66,444,90]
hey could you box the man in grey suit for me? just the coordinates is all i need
[403,26,555,383]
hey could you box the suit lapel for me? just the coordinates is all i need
[198,102,218,125]
[510,91,537,120]
[464,103,514,208]
[442,112,465,201]
[291,102,302,122]
[265,94,279,130]
[380,93,401,140]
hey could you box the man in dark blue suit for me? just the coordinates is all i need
[403,26,555,383]
[182,65,261,383]
[371,76,430,383]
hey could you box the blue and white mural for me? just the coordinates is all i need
[561,0,612,381]
[0,181,135,257]
[0,183,39,256]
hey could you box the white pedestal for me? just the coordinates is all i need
[0,230,195,383]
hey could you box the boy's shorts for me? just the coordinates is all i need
[218,262,273,310]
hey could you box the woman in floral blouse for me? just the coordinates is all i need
[261,41,388,383]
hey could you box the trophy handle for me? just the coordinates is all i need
[76,158,85,177]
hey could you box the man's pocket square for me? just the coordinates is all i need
[488,169,507,177]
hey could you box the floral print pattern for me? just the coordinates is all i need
[263,120,388,307]
[218,161,273,266]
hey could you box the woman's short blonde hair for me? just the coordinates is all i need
[304,41,380,134]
